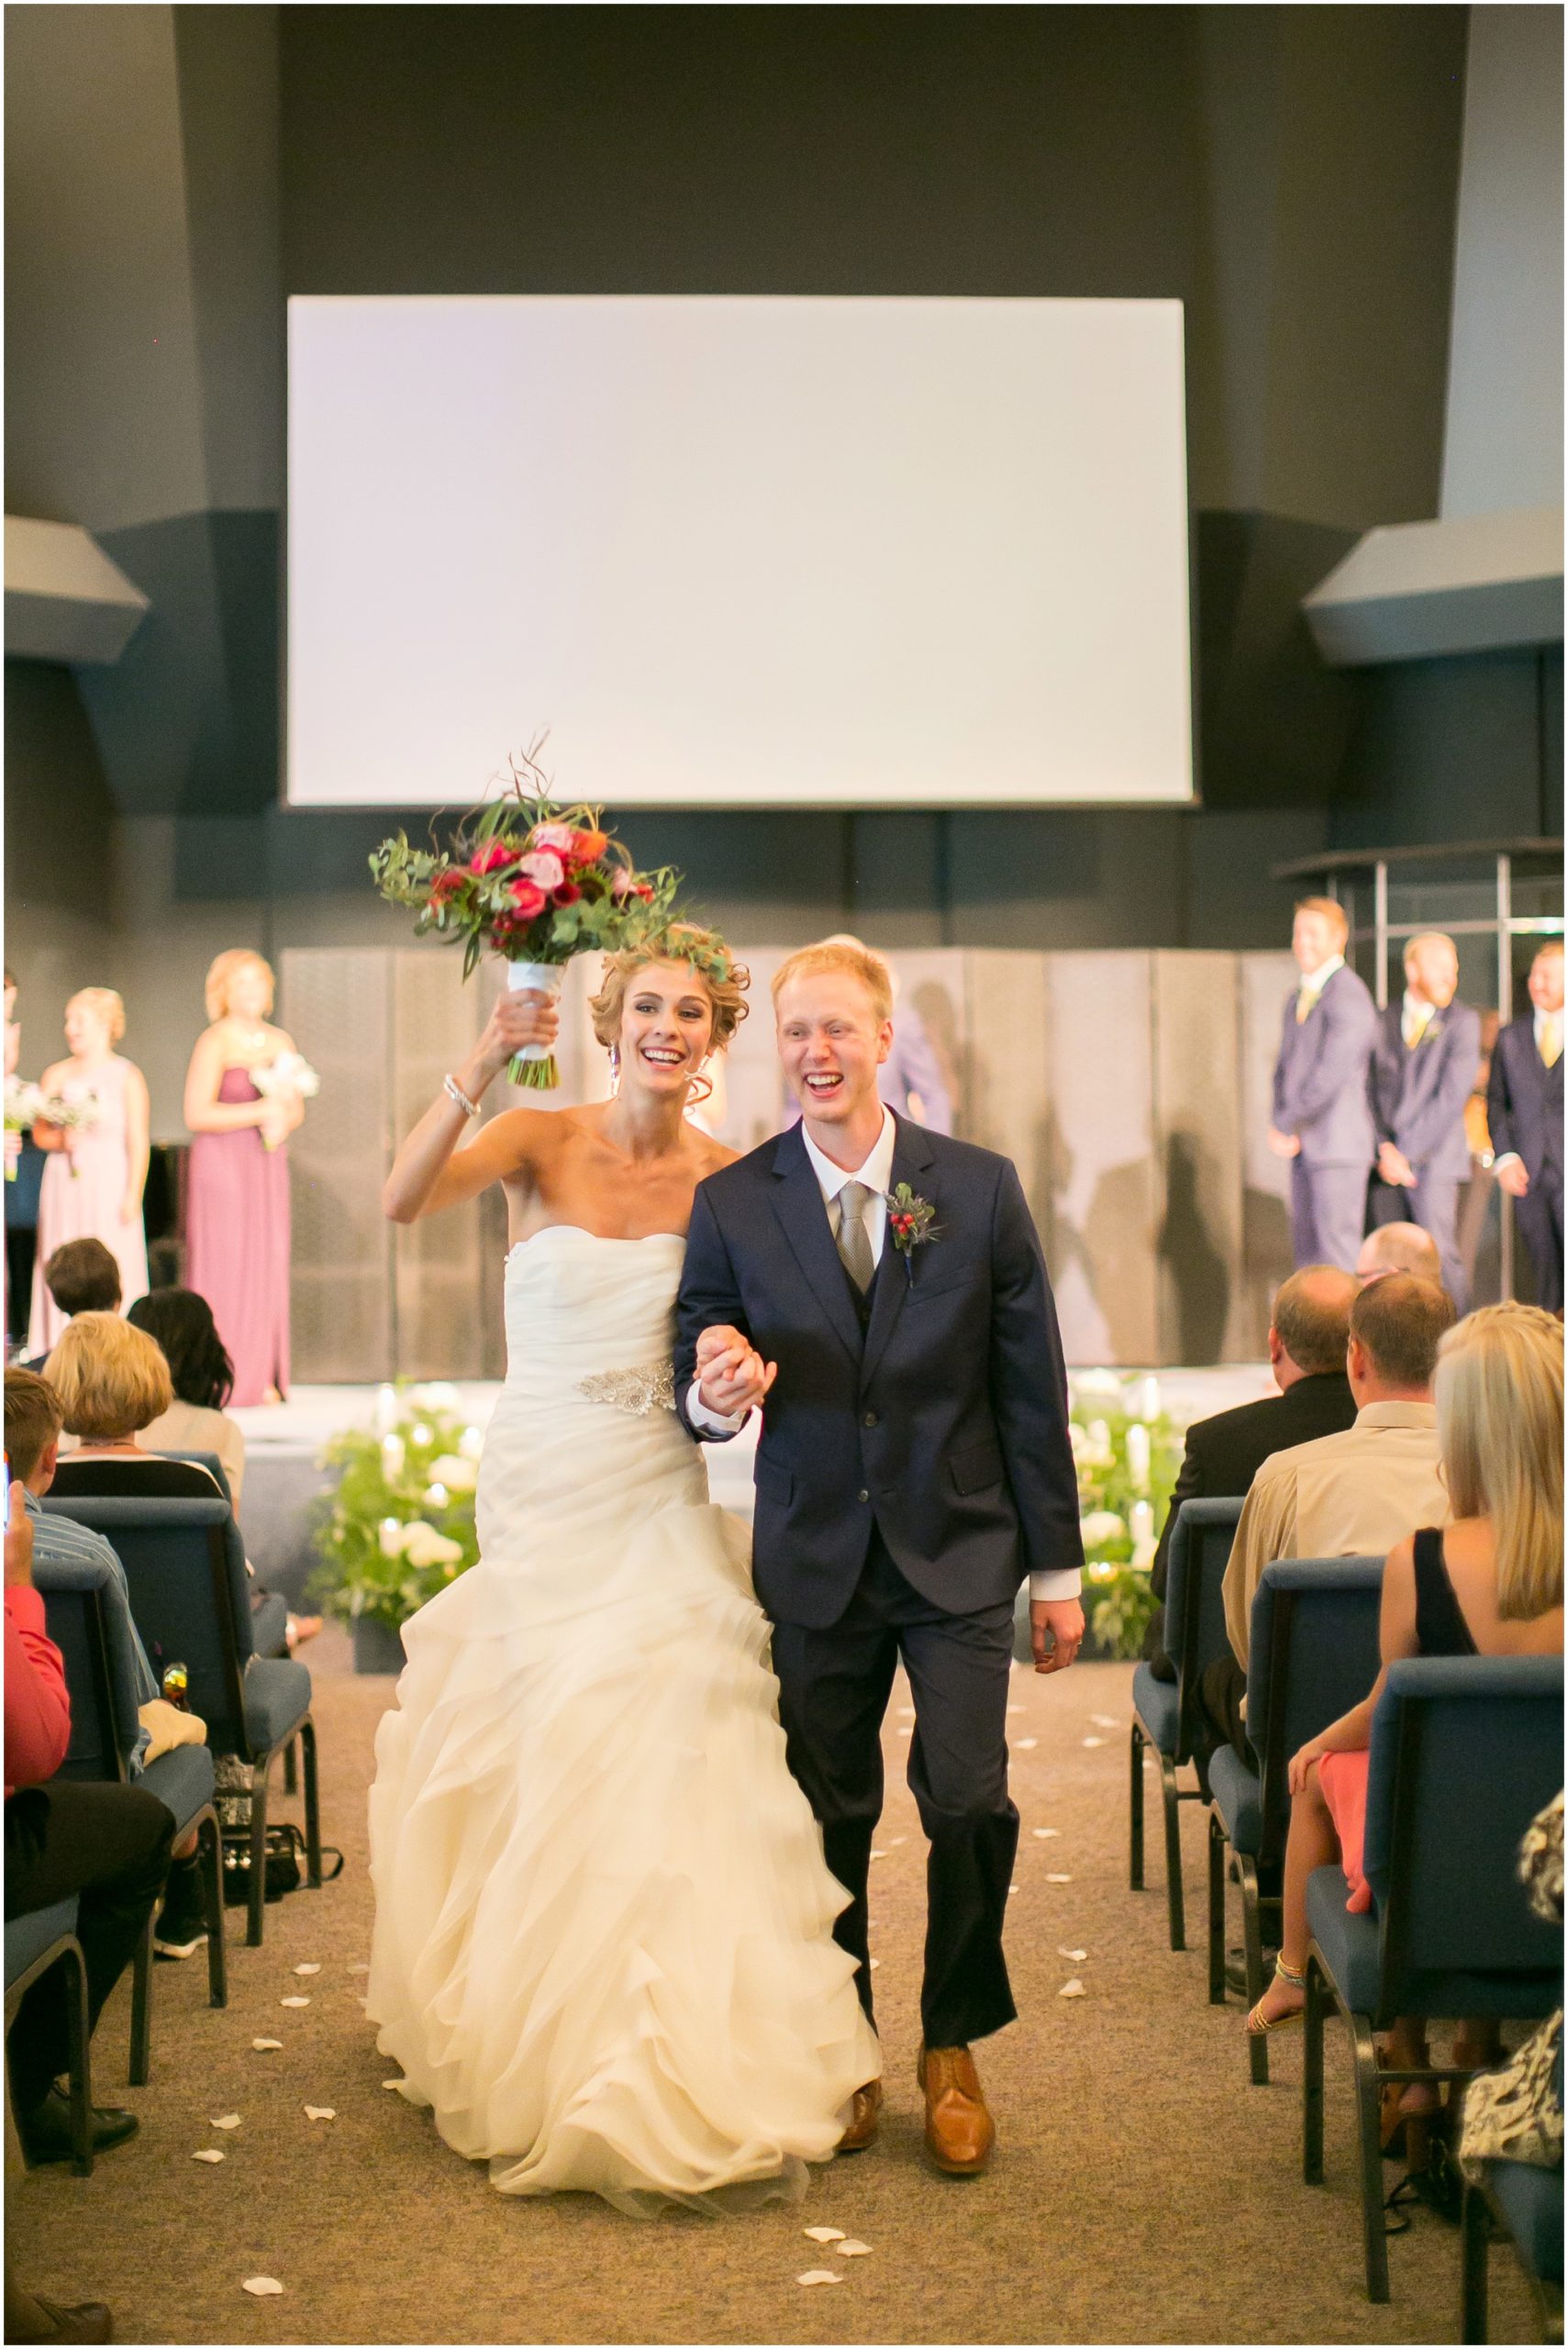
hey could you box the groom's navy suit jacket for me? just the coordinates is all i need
[674,1115,1083,1631]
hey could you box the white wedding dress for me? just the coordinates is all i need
[366,1227,878,2214]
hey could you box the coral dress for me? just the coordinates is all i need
[184,1068,291,1407]
[28,1059,148,1355]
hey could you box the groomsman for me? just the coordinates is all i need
[1488,939,1564,1311]
[1268,897,1380,1272]
[1367,931,1481,1307]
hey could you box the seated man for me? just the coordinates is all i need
[1356,1219,1441,1286]
[1142,1266,1359,1679]
[1202,1273,1456,1757]
[5,1505,173,2165]
[17,1240,121,1375]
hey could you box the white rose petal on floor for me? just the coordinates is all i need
[1059,1977,1087,1998]
[797,2270,842,2287]
[1045,1872,1073,1883]
[803,2226,845,2243]
[839,2242,872,2257]
[192,2149,226,2164]
[1059,1946,1088,1961]
[252,2038,284,2051]
[209,2114,241,2128]
[294,1962,322,1976]
[304,2106,337,2121]
[1032,1827,1061,1838]
[241,2278,284,2298]
[280,1995,311,2007]
[1090,1714,1119,1728]
[1014,1737,1038,1750]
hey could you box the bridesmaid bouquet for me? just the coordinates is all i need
[4,1078,42,1180]
[33,1088,100,1178]
[252,1052,321,1148]
[370,742,679,1088]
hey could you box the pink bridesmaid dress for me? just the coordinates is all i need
[28,1059,150,1354]
[184,1068,291,1407]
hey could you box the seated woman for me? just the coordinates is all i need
[1248,1303,1564,2140]
[42,1314,304,1656]
[128,1286,248,1508]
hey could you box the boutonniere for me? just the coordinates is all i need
[886,1183,940,1282]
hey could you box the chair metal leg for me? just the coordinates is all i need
[1461,2181,1491,2343]
[201,1814,228,2008]
[1159,1753,1185,1951]
[64,1942,93,2176]
[1351,2009,1391,2302]
[1207,1812,1227,2003]
[247,1756,271,1947]
[301,1718,322,1888]
[1238,1854,1268,2086]
[283,1737,298,1798]
[1303,1955,1326,2183]
[1129,1720,1146,1892]
[128,1909,153,2087]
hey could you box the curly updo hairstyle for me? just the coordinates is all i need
[589,924,751,1055]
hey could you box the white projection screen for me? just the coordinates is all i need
[286,295,1192,809]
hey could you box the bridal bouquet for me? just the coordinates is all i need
[371,743,679,1088]
[252,1051,321,1148]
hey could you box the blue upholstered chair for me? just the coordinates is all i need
[1460,2034,1563,2347]
[1304,1655,1563,2304]
[1128,1497,1241,1952]
[150,1449,289,1663]
[1207,1555,1383,2080]
[39,1495,320,1949]
[34,1550,228,2082]
[5,1898,91,2175]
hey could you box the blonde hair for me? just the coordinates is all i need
[205,949,274,1023]
[1435,1304,1563,1621]
[1404,930,1457,970]
[45,1313,173,1441]
[589,926,749,1054]
[1294,896,1350,946]
[66,987,126,1045]
[772,940,894,1023]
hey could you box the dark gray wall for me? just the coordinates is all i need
[6,2,1562,1130]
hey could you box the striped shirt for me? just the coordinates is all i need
[22,1488,156,1775]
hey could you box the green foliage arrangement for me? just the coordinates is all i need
[1068,1376,1185,1659]
[309,1387,482,1631]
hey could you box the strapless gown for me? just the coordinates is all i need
[366,1228,878,2214]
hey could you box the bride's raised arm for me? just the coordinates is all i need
[382,989,558,1224]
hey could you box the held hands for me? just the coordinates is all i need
[1496,1157,1531,1198]
[695,1324,776,1419]
[1287,1735,1329,1796]
[1377,1141,1416,1188]
[475,991,560,1083]
[1030,1598,1084,1675]
[1265,1126,1302,1161]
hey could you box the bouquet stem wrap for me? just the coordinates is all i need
[506,961,563,1089]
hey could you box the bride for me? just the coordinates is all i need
[366,930,879,2213]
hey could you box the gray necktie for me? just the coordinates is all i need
[835,1180,875,1292]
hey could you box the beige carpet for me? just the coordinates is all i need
[14,1632,1531,2345]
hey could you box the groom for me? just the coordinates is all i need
[674,939,1084,2176]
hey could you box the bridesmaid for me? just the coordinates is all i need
[183,951,306,1407]
[28,987,150,1355]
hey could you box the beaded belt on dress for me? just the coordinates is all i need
[574,1361,676,1416]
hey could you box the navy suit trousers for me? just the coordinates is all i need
[1517,1160,1565,1313]
[768,1529,1018,2049]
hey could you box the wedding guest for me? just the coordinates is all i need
[17,1240,122,1375]
[43,1315,309,1656]
[1268,898,1380,1272]
[183,951,306,1406]
[1489,940,1564,1312]
[6,970,47,1354]
[1142,1266,1358,1679]
[1202,1274,1452,1761]
[1355,1219,1442,1288]
[27,990,149,1359]
[1246,1305,1563,2142]
[1367,932,1480,1308]
[6,1499,173,2165]
[128,1288,247,1508]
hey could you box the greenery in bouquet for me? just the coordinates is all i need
[370,739,682,1087]
[309,1386,484,1631]
[1068,1375,1184,1658]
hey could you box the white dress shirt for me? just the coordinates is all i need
[689,1107,1080,1607]
[1400,989,1436,1049]
[1297,952,1344,1008]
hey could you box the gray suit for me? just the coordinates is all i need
[1368,998,1481,1306]
[1272,962,1380,1270]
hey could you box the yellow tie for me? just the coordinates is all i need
[1296,986,1319,1026]
[1541,1017,1562,1071]
[1406,1004,1432,1049]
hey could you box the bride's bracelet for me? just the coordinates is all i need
[443,1073,482,1119]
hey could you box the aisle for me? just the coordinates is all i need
[15,1642,1527,2345]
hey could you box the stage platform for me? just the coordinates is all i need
[233,1364,1273,1613]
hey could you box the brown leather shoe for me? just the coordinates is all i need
[838,2078,884,2153]
[917,2043,995,2176]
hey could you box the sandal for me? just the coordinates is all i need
[1246,1955,1307,2035]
